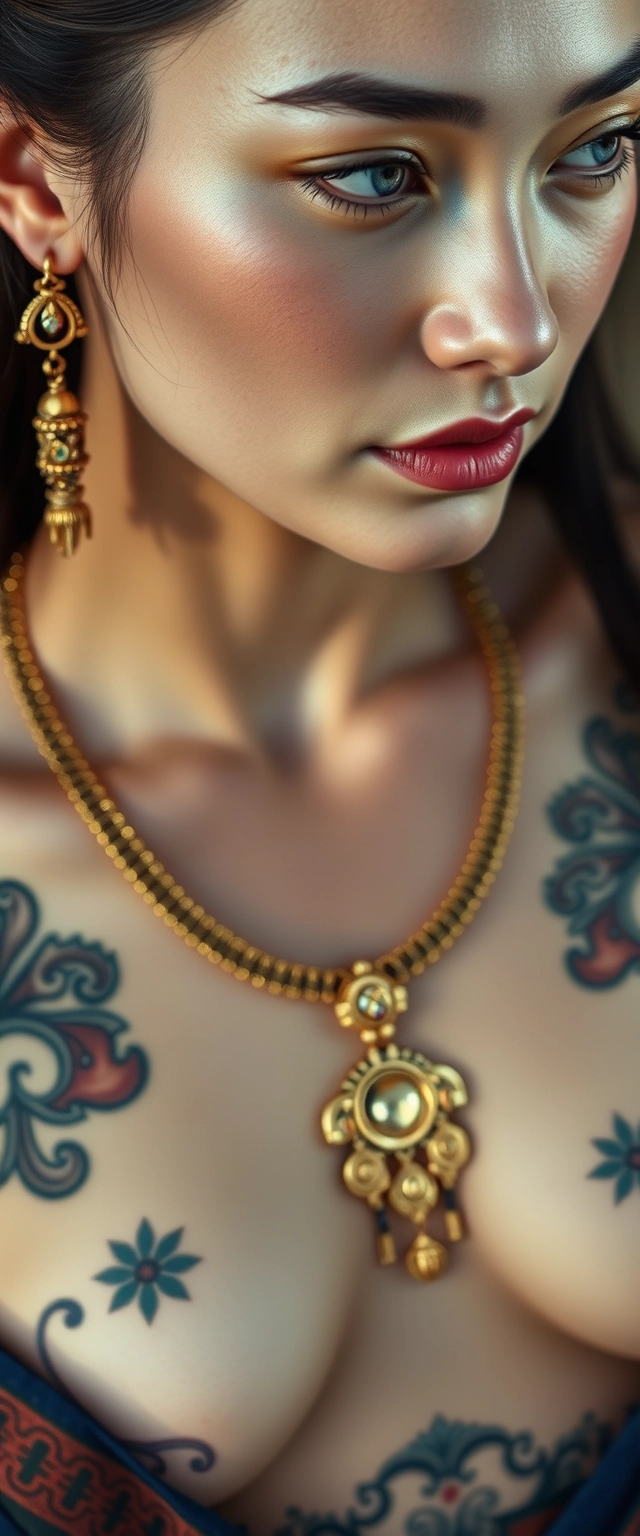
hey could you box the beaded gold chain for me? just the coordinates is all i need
[0,549,524,1282]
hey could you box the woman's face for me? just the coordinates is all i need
[83,0,639,570]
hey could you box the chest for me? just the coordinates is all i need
[0,642,639,1511]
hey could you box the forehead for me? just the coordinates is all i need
[190,0,640,116]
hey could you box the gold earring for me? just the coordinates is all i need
[15,255,91,558]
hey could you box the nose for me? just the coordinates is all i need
[419,192,559,378]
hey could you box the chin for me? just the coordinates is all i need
[325,479,511,574]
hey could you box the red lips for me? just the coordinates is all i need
[372,409,536,491]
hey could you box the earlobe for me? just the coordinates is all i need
[0,119,83,274]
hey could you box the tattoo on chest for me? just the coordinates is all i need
[0,879,148,1198]
[36,1296,216,1482]
[94,1217,202,1324]
[544,686,640,988]
[589,1112,640,1204]
[275,1412,611,1536]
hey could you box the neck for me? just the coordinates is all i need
[24,278,557,771]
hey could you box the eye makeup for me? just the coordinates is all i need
[299,152,428,217]
[291,111,640,222]
[551,113,640,189]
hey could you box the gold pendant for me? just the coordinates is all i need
[321,962,470,1281]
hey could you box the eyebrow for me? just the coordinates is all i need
[260,41,640,130]
[259,72,486,129]
[558,36,640,114]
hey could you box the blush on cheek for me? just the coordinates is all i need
[126,172,379,442]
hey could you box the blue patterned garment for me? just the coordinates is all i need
[0,1345,235,1536]
[548,1408,640,1536]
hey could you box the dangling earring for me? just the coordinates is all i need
[15,255,91,558]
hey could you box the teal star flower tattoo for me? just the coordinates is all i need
[94,1218,202,1324]
[588,1114,640,1204]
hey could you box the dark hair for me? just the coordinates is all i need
[0,1,639,690]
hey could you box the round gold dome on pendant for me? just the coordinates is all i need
[354,1061,437,1152]
[365,1073,422,1134]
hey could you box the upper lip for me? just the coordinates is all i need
[379,408,537,451]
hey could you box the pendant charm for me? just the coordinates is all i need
[321,962,470,1281]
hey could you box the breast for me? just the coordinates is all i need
[215,892,640,1526]
[0,859,371,1504]
[435,786,640,1366]
[0,889,637,1517]
[0,698,639,1513]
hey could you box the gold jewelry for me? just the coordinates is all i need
[15,257,91,559]
[0,554,524,1280]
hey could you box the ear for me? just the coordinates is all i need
[0,118,83,273]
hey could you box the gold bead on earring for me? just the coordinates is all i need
[15,255,91,558]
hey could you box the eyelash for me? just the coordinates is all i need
[300,117,640,219]
[585,142,636,190]
[299,162,424,219]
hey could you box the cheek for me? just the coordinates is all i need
[114,170,388,469]
[549,181,638,352]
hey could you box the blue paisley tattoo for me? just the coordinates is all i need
[0,880,148,1197]
[544,688,640,988]
[276,1412,611,1535]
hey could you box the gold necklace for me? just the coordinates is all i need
[0,551,524,1282]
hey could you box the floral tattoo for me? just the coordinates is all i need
[588,1113,640,1204]
[94,1218,202,1324]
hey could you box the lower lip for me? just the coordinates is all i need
[372,424,526,491]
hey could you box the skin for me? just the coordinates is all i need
[0,0,637,759]
[0,0,638,1524]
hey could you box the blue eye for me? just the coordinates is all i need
[320,162,414,201]
[301,156,424,219]
[560,133,621,170]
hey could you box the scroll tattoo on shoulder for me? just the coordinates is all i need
[544,684,640,988]
[0,879,148,1198]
